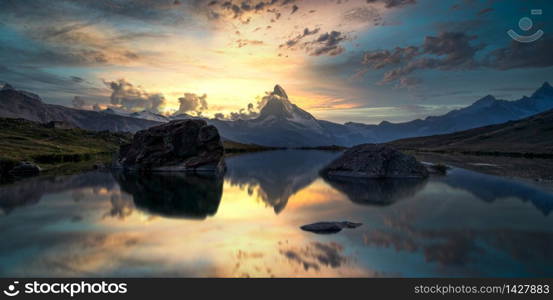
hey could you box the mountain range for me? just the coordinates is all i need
[389,106,553,156]
[1,82,552,147]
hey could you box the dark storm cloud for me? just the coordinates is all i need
[104,79,166,113]
[365,0,416,8]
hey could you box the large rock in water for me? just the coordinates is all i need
[116,119,225,173]
[321,144,428,179]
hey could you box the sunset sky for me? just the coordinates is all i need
[1,0,552,123]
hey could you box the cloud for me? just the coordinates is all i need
[280,27,320,48]
[201,0,293,23]
[308,31,348,56]
[279,242,348,271]
[70,76,84,83]
[362,46,419,69]
[176,93,208,116]
[483,37,553,70]
[477,7,493,16]
[283,30,348,56]
[361,30,553,88]
[291,4,299,14]
[236,39,264,48]
[361,31,485,85]
[396,76,421,89]
[104,79,166,113]
[72,96,86,109]
[214,102,259,120]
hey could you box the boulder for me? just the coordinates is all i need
[301,221,362,234]
[8,161,41,177]
[321,144,428,179]
[115,119,225,173]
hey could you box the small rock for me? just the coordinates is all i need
[8,161,41,177]
[300,221,362,234]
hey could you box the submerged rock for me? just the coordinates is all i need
[300,221,362,234]
[115,119,225,173]
[321,144,428,179]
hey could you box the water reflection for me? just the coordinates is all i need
[0,172,116,214]
[1,150,553,277]
[322,176,427,206]
[437,168,553,215]
[225,150,340,213]
[113,172,223,219]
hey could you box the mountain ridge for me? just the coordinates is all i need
[388,107,553,156]
[1,82,552,147]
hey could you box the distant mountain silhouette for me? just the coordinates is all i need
[1,82,552,146]
[347,82,553,143]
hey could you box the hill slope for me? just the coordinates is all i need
[0,118,131,168]
[0,84,160,132]
[389,109,553,157]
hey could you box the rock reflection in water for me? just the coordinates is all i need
[113,172,223,219]
[322,176,427,206]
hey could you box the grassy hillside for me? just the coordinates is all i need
[389,109,553,158]
[0,118,131,170]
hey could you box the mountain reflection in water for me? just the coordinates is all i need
[224,150,340,213]
[1,150,553,277]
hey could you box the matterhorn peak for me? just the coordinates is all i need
[273,84,288,99]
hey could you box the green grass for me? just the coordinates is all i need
[0,118,131,171]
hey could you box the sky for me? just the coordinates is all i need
[1,0,552,124]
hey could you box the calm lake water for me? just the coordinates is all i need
[1,150,553,277]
